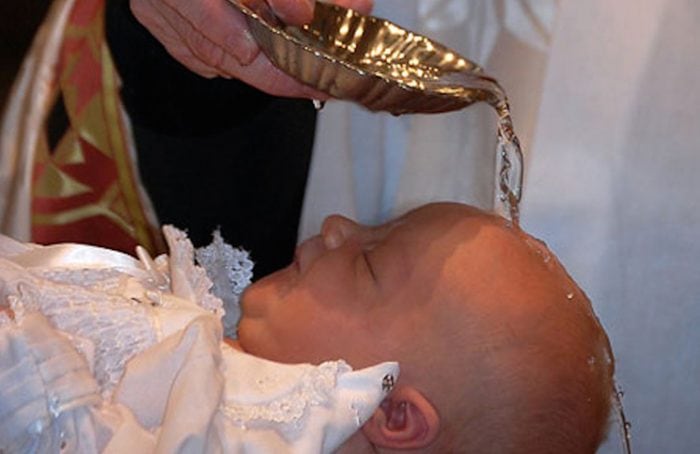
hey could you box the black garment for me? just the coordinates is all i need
[105,0,316,279]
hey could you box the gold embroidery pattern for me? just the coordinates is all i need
[31,0,162,254]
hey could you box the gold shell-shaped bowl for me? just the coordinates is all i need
[228,0,504,115]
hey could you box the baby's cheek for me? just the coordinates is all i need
[240,276,289,319]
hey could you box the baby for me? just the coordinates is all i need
[0,202,614,453]
[238,202,615,453]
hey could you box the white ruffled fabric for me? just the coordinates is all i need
[0,229,399,453]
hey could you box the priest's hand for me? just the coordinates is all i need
[129,0,373,98]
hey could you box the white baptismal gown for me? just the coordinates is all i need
[0,228,398,453]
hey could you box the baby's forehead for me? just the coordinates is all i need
[405,209,517,256]
[400,204,508,237]
[375,204,540,292]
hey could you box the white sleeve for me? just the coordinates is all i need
[114,315,226,453]
[0,312,156,454]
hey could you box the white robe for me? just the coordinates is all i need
[0,231,398,453]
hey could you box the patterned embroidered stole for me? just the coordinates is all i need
[30,0,164,255]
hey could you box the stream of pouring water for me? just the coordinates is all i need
[455,73,632,453]
[423,70,525,225]
[492,98,524,227]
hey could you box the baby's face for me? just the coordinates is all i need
[237,203,497,368]
[238,203,614,450]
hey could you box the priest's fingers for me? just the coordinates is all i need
[131,0,259,71]
[220,50,329,99]
[132,0,220,77]
[130,0,346,97]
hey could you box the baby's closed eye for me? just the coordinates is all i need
[362,250,378,282]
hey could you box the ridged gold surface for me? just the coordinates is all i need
[229,0,504,114]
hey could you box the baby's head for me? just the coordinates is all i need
[238,202,614,452]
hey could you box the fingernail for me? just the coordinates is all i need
[242,29,259,63]
[228,30,258,65]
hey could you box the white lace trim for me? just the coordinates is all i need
[195,230,253,339]
[220,360,351,438]
[162,226,225,317]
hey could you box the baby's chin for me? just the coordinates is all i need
[233,315,260,355]
[236,263,315,360]
[234,319,289,364]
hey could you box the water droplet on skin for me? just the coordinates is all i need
[524,237,554,266]
[566,292,575,300]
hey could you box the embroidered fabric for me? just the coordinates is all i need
[215,347,400,452]
[0,226,250,398]
[162,225,226,317]
[195,230,253,338]
[7,269,158,397]
[220,360,350,438]
[0,227,400,453]
[0,312,102,453]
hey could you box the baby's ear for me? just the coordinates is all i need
[361,386,440,450]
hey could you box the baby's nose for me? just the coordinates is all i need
[321,214,364,249]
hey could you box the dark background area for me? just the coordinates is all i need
[0,1,51,109]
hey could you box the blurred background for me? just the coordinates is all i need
[0,1,49,107]
[2,1,699,452]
